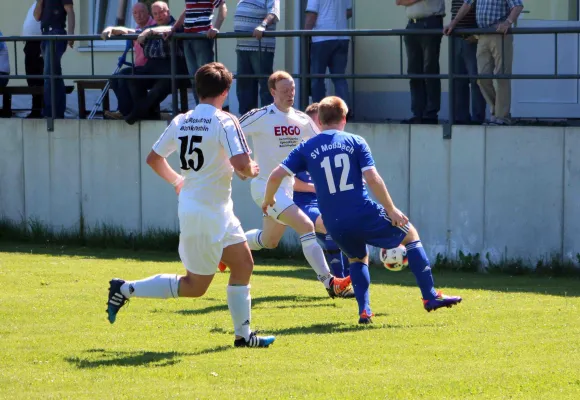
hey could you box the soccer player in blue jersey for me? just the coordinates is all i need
[293,103,350,279]
[262,96,462,323]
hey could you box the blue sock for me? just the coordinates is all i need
[349,262,371,315]
[316,233,345,277]
[406,241,438,300]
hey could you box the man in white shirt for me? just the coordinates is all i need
[305,0,352,106]
[106,62,275,349]
[22,2,44,118]
[240,70,353,299]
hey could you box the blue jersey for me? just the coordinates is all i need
[293,171,318,206]
[282,129,375,229]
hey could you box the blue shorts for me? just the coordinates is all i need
[325,204,409,260]
[296,202,321,225]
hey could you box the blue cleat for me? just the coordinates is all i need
[106,278,129,324]
[234,331,276,348]
[423,290,462,312]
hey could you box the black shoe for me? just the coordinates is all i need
[106,278,128,324]
[234,331,276,348]
[422,118,439,125]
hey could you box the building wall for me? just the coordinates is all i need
[1,120,579,265]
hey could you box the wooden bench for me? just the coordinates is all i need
[0,85,75,117]
[75,79,191,119]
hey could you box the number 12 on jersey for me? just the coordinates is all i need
[320,154,354,194]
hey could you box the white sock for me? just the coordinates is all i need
[120,274,179,299]
[246,229,265,251]
[227,285,251,341]
[300,233,332,288]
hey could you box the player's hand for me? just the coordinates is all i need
[249,161,260,178]
[261,197,275,215]
[387,207,409,228]
[174,179,184,195]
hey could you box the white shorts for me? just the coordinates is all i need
[178,204,246,275]
[250,178,295,224]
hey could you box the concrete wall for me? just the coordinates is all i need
[1,120,579,264]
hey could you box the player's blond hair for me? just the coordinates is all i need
[318,96,348,125]
[268,70,293,91]
[304,103,319,118]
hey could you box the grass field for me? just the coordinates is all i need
[1,243,579,399]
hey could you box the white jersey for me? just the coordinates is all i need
[152,104,251,211]
[239,104,319,189]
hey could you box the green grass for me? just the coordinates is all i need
[1,244,579,399]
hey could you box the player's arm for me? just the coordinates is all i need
[363,168,408,227]
[293,177,315,193]
[147,115,183,194]
[219,115,259,179]
[262,166,291,214]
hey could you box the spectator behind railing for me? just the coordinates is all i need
[171,0,227,106]
[234,0,280,115]
[449,0,486,125]
[124,1,187,125]
[397,0,445,125]
[0,30,9,89]
[34,0,76,119]
[304,0,352,110]
[445,0,524,126]
[101,2,156,120]
[22,2,44,119]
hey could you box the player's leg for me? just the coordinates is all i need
[278,204,352,298]
[400,225,462,312]
[329,230,373,323]
[106,231,218,324]
[246,215,287,250]
[313,214,349,279]
[221,237,275,348]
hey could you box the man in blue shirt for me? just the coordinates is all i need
[293,103,350,280]
[263,96,462,323]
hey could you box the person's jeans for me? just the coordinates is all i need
[236,50,274,115]
[453,37,486,123]
[310,39,349,104]
[404,16,443,120]
[183,38,214,104]
[110,67,142,116]
[126,58,188,122]
[0,72,8,88]
[24,41,44,115]
[41,28,67,118]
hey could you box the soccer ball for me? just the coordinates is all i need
[379,245,409,272]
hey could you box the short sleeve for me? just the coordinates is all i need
[281,143,307,175]
[219,115,251,158]
[239,109,265,137]
[152,115,180,157]
[268,0,281,19]
[357,137,375,172]
[306,0,319,13]
[304,116,320,139]
[214,0,224,8]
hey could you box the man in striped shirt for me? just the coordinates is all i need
[172,0,228,105]
[234,0,280,115]
[445,0,524,125]
[449,0,486,124]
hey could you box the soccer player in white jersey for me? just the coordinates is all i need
[239,70,353,299]
[106,62,275,348]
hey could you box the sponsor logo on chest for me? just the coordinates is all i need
[274,126,301,136]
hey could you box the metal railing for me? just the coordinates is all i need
[1,26,579,136]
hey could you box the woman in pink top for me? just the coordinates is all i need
[101,2,156,117]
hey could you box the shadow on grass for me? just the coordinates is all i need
[65,346,230,368]
[173,295,334,316]
[209,321,431,337]
[251,265,580,298]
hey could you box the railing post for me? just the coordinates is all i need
[300,33,309,111]
[48,39,56,132]
[170,36,178,118]
[444,33,454,139]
